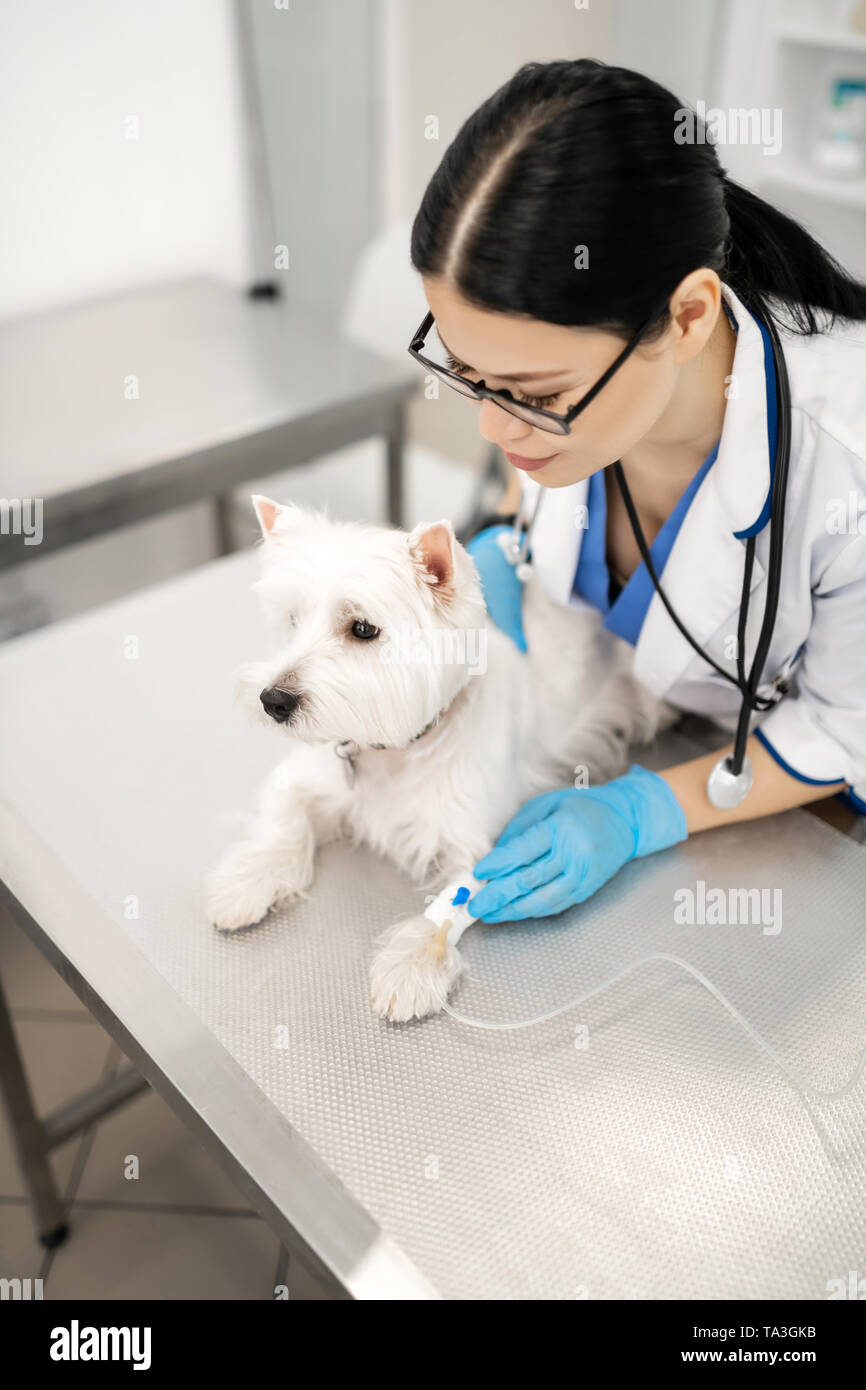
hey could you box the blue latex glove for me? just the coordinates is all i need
[466,524,527,653]
[468,764,688,922]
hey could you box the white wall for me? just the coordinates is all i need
[609,0,726,110]
[383,0,610,225]
[0,0,251,320]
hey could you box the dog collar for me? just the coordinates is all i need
[333,701,454,789]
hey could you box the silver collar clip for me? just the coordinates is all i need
[334,739,360,788]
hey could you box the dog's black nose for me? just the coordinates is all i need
[260,687,301,723]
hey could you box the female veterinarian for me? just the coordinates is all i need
[407,59,866,924]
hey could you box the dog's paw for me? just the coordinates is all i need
[205,870,280,933]
[205,842,311,932]
[369,914,464,1022]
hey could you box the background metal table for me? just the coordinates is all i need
[1,551,864,1299]
[0,277,418,567]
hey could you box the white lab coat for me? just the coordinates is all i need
[519,281,866,806]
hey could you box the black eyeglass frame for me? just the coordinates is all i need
[407,298,670,436]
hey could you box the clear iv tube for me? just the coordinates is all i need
[433,951,866,1102]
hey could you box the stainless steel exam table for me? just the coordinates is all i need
[1,550,865,1300]
[0,277,417,569]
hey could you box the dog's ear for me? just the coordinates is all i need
[408,520,456,596]
[251,494,307,542]
[251,494,283,539]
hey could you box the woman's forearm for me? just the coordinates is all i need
[656,734,848,834]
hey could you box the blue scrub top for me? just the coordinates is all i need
[572,440,720,644]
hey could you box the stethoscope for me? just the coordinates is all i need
[501,298,793,810]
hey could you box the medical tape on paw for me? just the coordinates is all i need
[423,876,484,948]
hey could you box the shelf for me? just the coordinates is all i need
[776,22,866,54]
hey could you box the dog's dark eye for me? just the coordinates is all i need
[351,619,380,641]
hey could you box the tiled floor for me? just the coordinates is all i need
[0,906,330,1299]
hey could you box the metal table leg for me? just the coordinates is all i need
[274,1245,290,1298]
[385,402,406,528]
[213,494,236,557]
[0,972,67,1247]
[0,967,149,1246]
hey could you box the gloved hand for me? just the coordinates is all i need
[468,764,688,922]
[466,524,527,653]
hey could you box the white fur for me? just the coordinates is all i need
[205,500,676,1022]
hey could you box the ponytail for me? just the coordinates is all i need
[720,174,866,333]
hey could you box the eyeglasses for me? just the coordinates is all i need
[407,299,669,436]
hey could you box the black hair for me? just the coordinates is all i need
[410,58,866,340]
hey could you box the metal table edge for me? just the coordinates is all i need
[0,378,420,570]
[0,797,441,1301]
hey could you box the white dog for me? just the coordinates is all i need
[205,496,674,1022]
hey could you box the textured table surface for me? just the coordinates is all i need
[1,550,864,1299]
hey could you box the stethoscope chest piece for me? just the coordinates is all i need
[500,490,544,582]
[706,752,754,809]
